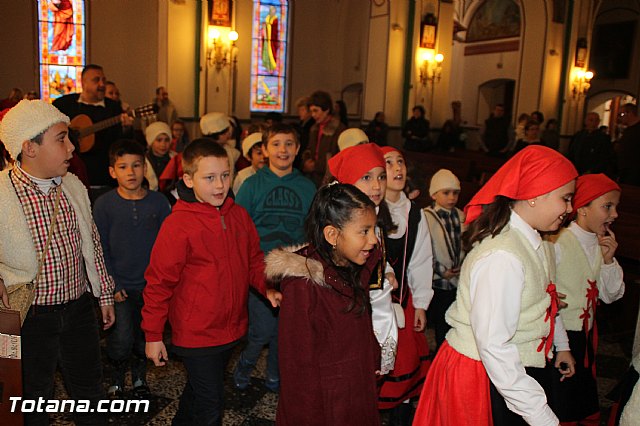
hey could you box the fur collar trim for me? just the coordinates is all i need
[264,245,329,288]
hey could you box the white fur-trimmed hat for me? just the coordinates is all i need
[337,128,369,151]
[242,132,263,159]
[200,112,230,136]
[429,169,461,196]
[145,121,172,146]
[0,99,70,160]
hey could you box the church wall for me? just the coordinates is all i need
[0,3,37,98]
[89,0,159,110]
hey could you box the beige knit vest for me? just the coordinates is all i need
[554,229,602,331]
[446,226,554,368]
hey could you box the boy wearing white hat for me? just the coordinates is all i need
[0,100,115,424]
[232,132,265,195]
[423,169,466,351]
[144,121,175,191]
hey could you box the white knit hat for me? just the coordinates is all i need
[145,121,171,146]
[337,128,369,151]
[242,132,263,159]
[200,112,230,136]
[429,169,461,196]
[0,99,70,160]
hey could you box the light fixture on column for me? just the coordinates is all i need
[419,50,444,87]
[572,69,594,99]
[207,27,238,71]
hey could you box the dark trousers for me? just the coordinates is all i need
[22,292,106,426]
[106,289,146,387]
[173,346,235,426]
[489,366,549,426]
[428,288,457,351]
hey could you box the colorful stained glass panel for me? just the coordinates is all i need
[250,0,289,112]
[38,0,86,101]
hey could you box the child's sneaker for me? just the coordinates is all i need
[107,384,124,399]
[233,356,253,390]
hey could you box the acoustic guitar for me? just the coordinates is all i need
[69,104,156,153]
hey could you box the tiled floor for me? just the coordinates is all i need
[49,286,637,425]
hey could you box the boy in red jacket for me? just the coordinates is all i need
[142,139,280,425]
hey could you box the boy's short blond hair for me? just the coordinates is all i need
[182,138,228,176]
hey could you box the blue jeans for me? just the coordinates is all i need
[173,346,235,426]
[237,291,279,381]
[106,288,146,387]
[21,292,106,426]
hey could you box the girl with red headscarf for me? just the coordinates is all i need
[328,143,399,376]
[414,145,578,425]
[548,173,625,425]
[379,146,432,424]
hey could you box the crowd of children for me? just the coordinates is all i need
[0,98,634,426]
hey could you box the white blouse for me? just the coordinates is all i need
[469,211,569,426]
[386,192,434,310]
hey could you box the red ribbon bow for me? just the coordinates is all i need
[579,279,599,374]
[537,282,559,359]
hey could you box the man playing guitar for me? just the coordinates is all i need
[54,64,133,199]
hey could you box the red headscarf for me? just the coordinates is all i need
[464,145,578,224]
[379,146,400,156]
[572,173,621,211]
[328,143,385,185]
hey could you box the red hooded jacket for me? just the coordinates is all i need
[142,196,266,348]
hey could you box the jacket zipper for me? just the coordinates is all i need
[221,215,226,230]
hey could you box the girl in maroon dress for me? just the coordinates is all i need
[266,183,382,426]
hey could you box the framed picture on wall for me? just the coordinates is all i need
[209,0,232,27]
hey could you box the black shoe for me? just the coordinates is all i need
[132,384,152,399]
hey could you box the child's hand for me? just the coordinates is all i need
[385,272,398,290]
[114,289,128,303]
[557,291,568,310]
[443,268,460,280]
[407,189,421,200]
[146,341,168,367]
[414,308,426,332]
[302,158,315,173]
[599,224,618,264]
[266,289,282,307]
[101,305,115,330]
[555,350,576,381]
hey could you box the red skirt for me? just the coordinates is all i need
[378,297,431,409]
[413,341,492,425]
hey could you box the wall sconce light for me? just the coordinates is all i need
[419,50,444,87]
[207,27,238,71]
[572,69,594,99]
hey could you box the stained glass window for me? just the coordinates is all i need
[38,0,86,102]
[250,0,289,112]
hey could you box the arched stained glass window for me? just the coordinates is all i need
[37,0,86,102]
[250,0,289,112]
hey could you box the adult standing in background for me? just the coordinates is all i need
[567,112,617,178]
[293,96,313,170]
[481,104,513,155]
[301,90,346,186]
[616,103,640,185]
[154,86,178,126]
[54,64,133,197]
